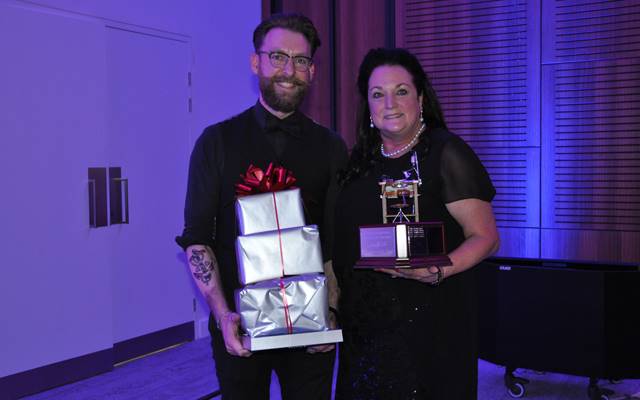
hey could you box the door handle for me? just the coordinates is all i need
[88,167,108,228]
[109,167,129,225]
[111,178,129,224]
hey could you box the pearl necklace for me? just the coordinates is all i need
[380,123,425,158]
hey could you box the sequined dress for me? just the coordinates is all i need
[333,128,495,400]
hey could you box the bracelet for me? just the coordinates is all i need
[216,310,233,330]
[430,266,443,287]
[328,306,340,320]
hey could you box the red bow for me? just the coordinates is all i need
[235,163,297,196]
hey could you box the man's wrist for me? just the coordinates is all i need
[216,310,233,329]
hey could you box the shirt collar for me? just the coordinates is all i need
[253,101,303,138]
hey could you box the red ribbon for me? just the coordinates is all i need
[271,191,293,334]
[235,163,297,196]
[237,163,297,334]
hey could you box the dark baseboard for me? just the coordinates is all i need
[113,321,194,364]
[1,321,195,399]
[0,348,113,400]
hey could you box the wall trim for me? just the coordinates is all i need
[113,321,194,364]
[0,322,194,399]
[0,349,113,400]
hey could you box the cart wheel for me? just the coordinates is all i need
[507,382,525,398]
[588,384,613,400]
[504,368,529,398]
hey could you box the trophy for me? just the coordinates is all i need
[355,157,452,269]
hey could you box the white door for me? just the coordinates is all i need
[0,4,112,377]
[106,26,194,343]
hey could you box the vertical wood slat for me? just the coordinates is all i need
[398,0,541,259]
[335,0,387,148]
[279,0,334,129]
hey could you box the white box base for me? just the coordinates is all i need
[241,329,343,351]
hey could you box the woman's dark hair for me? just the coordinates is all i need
[339,48,447,186]
[253,13,321,56]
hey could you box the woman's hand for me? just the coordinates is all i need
[376,265,444,285]
[376,198,499,285]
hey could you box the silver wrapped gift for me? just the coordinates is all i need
[235,274,330,337]
[236,188,305,235]
[236,225,323,285]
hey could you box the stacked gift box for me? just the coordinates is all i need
[234,165,342,351]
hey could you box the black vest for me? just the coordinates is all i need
[213,107,337,307]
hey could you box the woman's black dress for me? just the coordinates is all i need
[333,128,495,400]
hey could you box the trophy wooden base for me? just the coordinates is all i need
[354,255,452,269]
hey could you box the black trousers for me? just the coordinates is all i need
[210,328,336,400]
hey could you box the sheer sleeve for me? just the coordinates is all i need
[440,134,495,204]
[321,135,349,262]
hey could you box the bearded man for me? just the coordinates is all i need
[176,13,347,400]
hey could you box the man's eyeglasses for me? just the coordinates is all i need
[257,51,313,72]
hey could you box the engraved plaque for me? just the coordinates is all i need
[356,222,451,269]
[359,226,397,258]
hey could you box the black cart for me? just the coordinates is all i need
[477,257,640,400]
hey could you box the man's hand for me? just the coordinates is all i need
[219,311,252,357]
[306,308,338,354]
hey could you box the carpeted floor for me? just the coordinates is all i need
[23,338,640,400]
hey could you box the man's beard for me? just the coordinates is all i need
[259,74,308,113]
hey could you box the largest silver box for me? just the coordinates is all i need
[235,273,330,338]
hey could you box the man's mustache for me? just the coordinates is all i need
[272,75,307,87]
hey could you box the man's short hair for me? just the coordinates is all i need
[253,13,321,56]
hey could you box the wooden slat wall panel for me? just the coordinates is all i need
[401,0,536,146]
[400,0,640,262]
[399,0,541,257]
[475,147,540,228]
[541,0,640,262]
[541,229,640,262]
[543,0,640,62]
[542,58,640,231]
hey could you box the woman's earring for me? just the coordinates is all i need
[420,107,424,124]
[370,115,375,129]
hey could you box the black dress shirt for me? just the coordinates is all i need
[176,101,348,305]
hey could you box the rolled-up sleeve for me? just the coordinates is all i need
[175,127,223,250]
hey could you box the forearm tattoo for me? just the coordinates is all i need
[189,249,214,285]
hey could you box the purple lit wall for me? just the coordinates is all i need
[0,0,260,397]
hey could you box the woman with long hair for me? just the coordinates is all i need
[333,48,499,399]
